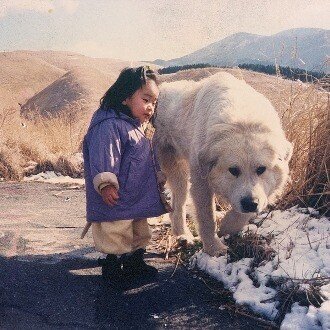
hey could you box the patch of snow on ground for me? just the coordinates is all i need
[191,206,329,329]
[24,171,84,186]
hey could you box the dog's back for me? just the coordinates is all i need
[156,72,283,157]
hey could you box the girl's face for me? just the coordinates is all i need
[122,79,159,124]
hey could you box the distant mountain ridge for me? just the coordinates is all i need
[154,28,329,72]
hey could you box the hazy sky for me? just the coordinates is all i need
[0,0,329,61]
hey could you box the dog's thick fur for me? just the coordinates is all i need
[155,72,292,256]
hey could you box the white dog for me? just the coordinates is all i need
[155,72,292,256]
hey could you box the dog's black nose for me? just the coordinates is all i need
[240,197,258,213]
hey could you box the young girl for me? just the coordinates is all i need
[83,66,168,288]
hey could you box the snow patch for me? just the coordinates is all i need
[24,171,84,186]
[191,206,329,328]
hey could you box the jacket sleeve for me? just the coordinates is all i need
[87,121,124,194]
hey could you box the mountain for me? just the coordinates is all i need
[157,28,329,72]
[0,51,65,109]
[20,67,114,119]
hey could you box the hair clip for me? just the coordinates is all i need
[140,66,154,83]
[140,66,147,83]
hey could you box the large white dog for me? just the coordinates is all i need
[155,72,292,256]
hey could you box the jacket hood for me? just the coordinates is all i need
[88,108,140,131]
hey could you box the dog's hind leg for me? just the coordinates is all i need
[190,166,228,256]
[158,146,194,242]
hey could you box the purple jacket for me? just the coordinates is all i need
[83,108,167,222]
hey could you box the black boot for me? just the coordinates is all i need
[122,248,158,279]
[98,254,125,289]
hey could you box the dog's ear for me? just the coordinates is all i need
[284,141,293,162]
[268,135,293,164]
[198,146,218,179]
[278,140,293,163]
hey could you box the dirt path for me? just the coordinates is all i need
[0,181,266,329]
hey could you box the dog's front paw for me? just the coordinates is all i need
[203,237,228,257]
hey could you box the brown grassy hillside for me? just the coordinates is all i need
[0,51,65,109]
[21,67,115,120]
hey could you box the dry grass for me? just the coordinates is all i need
[225,231,276,267]
[0,105,85,180]
[276,80,329,215]
[270,276,329,323]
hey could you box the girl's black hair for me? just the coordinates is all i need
[100,66,158,117]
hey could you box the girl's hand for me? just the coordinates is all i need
[100,185,119,206]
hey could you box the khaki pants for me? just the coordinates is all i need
[92,218,151,255]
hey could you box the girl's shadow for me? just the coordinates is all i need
[0,248,202,328]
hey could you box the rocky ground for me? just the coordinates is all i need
[0,181,267,329]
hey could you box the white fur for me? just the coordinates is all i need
[155,72,292,256]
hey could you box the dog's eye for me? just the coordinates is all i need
[228,167,240,177]
[256,166,266,175]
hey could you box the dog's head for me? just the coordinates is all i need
[198,123,293,214]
